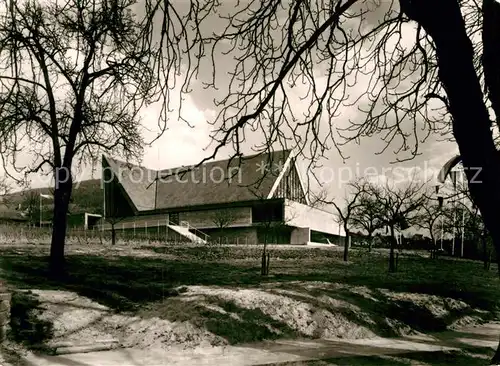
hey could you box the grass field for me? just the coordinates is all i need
[0,242,499,355]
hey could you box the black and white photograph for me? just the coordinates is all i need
[0,0,499,365]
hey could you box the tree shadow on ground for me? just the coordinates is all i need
[268,283,496,340]
[0,252,498,317]
[139,295,302,344]
[201,299,301,344]
[0,254,264,311]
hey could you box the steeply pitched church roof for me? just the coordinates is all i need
[103,156,157,211]
[102,150,295,212]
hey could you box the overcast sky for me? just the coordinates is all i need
[20,0,460,202]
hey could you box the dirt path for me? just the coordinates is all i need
[13,322,500,365]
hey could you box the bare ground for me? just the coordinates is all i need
[24,281,492,353]
[1,243,498,364]
[31,289,225,350]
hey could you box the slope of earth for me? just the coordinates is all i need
[0,245,499,356]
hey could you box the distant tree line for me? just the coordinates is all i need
[314,174,494,273]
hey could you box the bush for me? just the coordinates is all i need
[9,291,53,346]
[191,242,233,261]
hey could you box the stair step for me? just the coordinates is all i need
[167,224,206,244]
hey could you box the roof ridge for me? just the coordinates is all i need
[103,150,292,174]
[157,149,292,173]
[102,155,159,172]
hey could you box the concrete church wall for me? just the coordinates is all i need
[284,199,345,237]
[290,227,310,245]
[179,207,252,229]
[200,227,258,245]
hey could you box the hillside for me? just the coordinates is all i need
[0,179,103,224]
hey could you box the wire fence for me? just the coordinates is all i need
[93,221,259,245]
[0,215,348,247]
[0,222,262,246]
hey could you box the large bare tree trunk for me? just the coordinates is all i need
[50,175,72,277]
[399,0,500,362]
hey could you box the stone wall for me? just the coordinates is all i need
[0,287,11,343]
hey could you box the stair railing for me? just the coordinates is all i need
[167,219,209,243]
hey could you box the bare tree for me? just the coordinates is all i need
[0,0,209,274]
[105,215,126,247]
[259,220,279,276]
[20,191,40,226]
[251,195,299,276]
[324,180,371,262]
[465,209,492,270]
[464,208,491,269]
[370,179,428,272]
[258,202,297,276]
[0,176,11,201]
[416,200,443,258]
[350,192,384,252]
[212,208,237,243]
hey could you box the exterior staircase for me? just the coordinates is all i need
[97,216,209,244]
[167,222,207,244]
